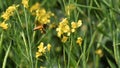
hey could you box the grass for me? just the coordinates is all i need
[0,0,120,68]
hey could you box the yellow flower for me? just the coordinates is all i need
[36,42,52,58]
[0,22,8,30]
[56,18,70,37]
[22,0,29,8]
[36,9,54,24]
[71,22,77,29]
[76,37,82,45]
[95,49,103,57]
[1,5,18,21]
[71,20,82,29]
[38,42,46,53]
[36,52,42,58]
[71,28,75,32]
[77,20,82,27]
[61,36,68,43]
[30,2,40,13]
[47,43,51,51]
[71,20,82,33]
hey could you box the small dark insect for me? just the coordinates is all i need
[33,20,47,33]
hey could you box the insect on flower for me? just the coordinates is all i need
[33,20,47,33]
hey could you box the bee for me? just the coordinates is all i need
[33,20,47,33]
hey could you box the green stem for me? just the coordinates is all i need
[15,9,23,28]
[21,32,29,59]
[23,8,33,68]
[2,43,12,68]
[83,37,87,68]
[86,31,97,62]
[67,37,72,68]
[0,32,3,63]
[63,44,66,68]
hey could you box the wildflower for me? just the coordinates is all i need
[37,42,46,53]
[71,22,77,29]
[56,18,70,37]
[36,42,52,58]
[0,22,8,30]
[22,0,29,8]
[36,52,42,58]
[47,43,51,51]
[36,8,54,24]
[1,5,18,21]
[77,20,82,27]
[71,20,82,32]
[30,2,40,14]
[76,37,82,45]
[95,49,103,57]
[61,36,68,43]
[56,18,82,43]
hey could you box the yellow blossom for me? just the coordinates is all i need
[77,20,82,27]
[47,43,51,51]
[36,52,42,58]
[95,49,103,57]
[76,37,82,45]
[56,18,70,37]
[71,20,82,33]
[71,28,75,32]
[71,20,82,29]
[22,0,29,8]
[36,9,54,24]
[61,36,68,43]
[1,5,18,21]
[56,18,82,43]
[71,22,77,29]
[0,22,8,30]
[30,2,40,13]
[38,42,46,53]
[36,42,52,58]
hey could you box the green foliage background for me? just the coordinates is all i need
[0,0,120,68]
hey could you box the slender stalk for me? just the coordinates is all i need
[63,44,66,68]
[2,43,12,68]
[15,9,23,28]
[67,36,72,68]
[23,8,33,68]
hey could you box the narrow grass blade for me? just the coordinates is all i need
[2,44,11,68]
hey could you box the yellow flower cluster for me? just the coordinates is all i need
[36,42,51,58]
[56,18,70,38]
[30,2,40,15]
[1,5,18,21]
[71,20,82,32]
[30,2,54,29]
[36,8,54,24]
[0,5,18,30]
[0,22,8,30]
[22,0,29,8]
[76,37,82,46]
[56,18,82,43]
